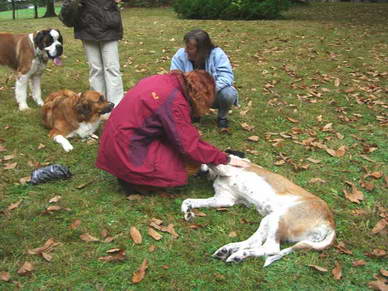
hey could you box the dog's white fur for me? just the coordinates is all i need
[181,156,335,267]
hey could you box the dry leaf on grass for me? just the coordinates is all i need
[98,249,126,262]
[132,259,148,284]
[3,154,16,160]
[366,249,386,258]
[381,269,388,277]
[308,264,328,272]
[192,209,207,217]
[352,260,366,267]
[372,219,387,234]
[8,200,22,211]
[307,158,321,164]
[48,195,62,203]
[130,226,142,244]
[309,178,326,184]
[148,245,156,252]
[286,117,299,123]
[19,176,31,184]
[0,271,10,282]
[332,261,342,280]
[335,242,353,255]
[148,228,162,240]
[4,162,17,170]
[247,136,259,142]
[368,279,388,291]
[46,205,62,212]
[17,262,33,276]
[127,194,143,201]
[343,182,364,204]
[80,233,100,242]
[27,238,60,256]
[228,231,237,238]
[69,219,81,230]
[240,122,255,131]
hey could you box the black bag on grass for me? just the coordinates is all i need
[30,164,72,185]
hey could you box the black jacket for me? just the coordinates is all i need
[61,0,123,41]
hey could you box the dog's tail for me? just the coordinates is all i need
[263,228,336,267]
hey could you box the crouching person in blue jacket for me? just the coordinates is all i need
[170,29,238,131]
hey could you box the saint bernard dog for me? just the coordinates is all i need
[181,155,336,267]
[42,89,114,152]
[0,29,63,111]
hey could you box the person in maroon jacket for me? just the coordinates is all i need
[96,70,248,194]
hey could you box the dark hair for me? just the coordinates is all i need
[184,29,216,67]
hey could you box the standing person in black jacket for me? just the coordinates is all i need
[60,0,124,107]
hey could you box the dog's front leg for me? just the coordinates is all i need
[30,74,44,106]
[181,195,236,221]
[53,135,74,152]
[15,74,30,111]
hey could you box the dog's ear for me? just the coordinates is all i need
[34,30,49,50]
[75,97,92,121]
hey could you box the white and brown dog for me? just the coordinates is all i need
[181,155,335,267]
[42,89,114,152]
[0,29,63,111]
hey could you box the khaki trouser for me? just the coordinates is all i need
[83,40,124,106]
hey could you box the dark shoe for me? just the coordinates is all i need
[117,178,139,195]
[217,118,229,129]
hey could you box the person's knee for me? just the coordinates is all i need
[217,86,238,106]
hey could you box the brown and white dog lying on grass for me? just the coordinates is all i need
[181,155,335,267]
[43,89,114,152]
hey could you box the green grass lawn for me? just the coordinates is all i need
[0,7,61,20]
[0,3,387,290]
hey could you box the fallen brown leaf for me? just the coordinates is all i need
[166,224,179,239]
[127,194,143,201]
[247,136,259,142]
[132,259,148,284]
[192,209,207,217]
[188,223,206,230]
[352,260,366,267]
[308,264,328,272]
[366,249,386,258]
[46,205,62,212]
[286,117,299,123]
[335,242,353,255]
[360,180,374,191]
[48,195,62,203]
[0,271,10,282]
[80,233,100,242]
[98,249,126,262]
[228,231,237,238]
[380,269,388,277]
[3,154,16,160]
[309,178,326,184]
[372,219,387,234]
[240,122,255,131]
[69,219,81,230]
[41,252,53,262]
[8,200,22,211]
[368,279,387,291]
[4,162,17,170]
[19,176,31,184]
[148,245,156,252]
[148,227,162,240]
[17,262,33,276]
[332,261,342,280]
[150,218,163,225]
[27,238,60,255]
[37,143,46,149]
[130,226,142,244]
[343,182,364,204]
[307,158,321,164]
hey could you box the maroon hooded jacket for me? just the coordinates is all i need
[96,72,228,187]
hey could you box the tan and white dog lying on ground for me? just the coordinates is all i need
[42,89,114,152]
[0,29,63,111]
[181,155,336,267]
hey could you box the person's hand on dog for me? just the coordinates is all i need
[228,155,250,168]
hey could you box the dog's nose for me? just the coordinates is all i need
[101,102,115,114]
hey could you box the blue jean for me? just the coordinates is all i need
[212,86,239,119]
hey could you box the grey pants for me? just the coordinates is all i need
[213,86,239,119]
[83,40,124,106]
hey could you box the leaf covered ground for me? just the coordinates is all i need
[0,3,387,290]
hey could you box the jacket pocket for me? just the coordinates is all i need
[103,2,121,29]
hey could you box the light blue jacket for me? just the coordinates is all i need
[170,47,235,93]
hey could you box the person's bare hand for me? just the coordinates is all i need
[228,155,250,168]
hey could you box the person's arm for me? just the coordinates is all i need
[212,48,235,92]
[170,48,186,71]
[158,98,228,165]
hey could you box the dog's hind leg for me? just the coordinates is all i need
[181,194,236,221]
[213,214,274,261]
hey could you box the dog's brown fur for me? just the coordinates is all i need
[43,89,113,138]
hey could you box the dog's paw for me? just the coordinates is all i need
[181,200,195,221]
[19,104,30,111]
[63,143,74,152]
[212,243,241,261]
[225,250,249,263]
